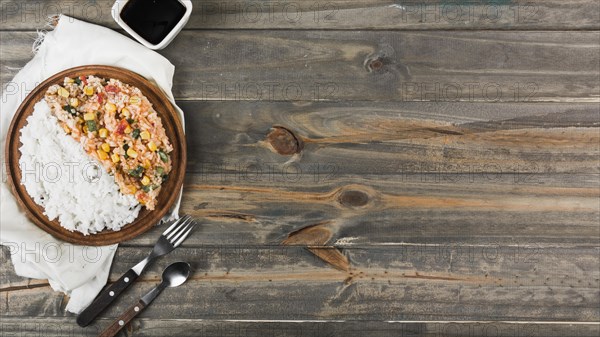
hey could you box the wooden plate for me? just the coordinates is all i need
[4,65,186,246]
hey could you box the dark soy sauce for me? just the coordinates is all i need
[120,0,186,45]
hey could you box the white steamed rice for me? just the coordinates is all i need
[18,100,141,235]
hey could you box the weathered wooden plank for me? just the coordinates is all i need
[179,101,600,174]
[1,0,598,31]
[1,317,599,337]
[2,31,599,102]
[1,245,599,321]
[152,177,599,246]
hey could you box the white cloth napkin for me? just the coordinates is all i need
[0,15,184,313]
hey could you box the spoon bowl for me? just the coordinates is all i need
[99,261,192,337]
[162,262,191,287]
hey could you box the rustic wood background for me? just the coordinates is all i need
[1,1,599,336]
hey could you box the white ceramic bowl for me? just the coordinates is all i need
[111,0,192,50]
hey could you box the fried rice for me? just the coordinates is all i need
[44,75,173,210]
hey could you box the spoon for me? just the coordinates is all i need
[98,262,191,337]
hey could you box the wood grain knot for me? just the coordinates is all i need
[366,58,384,72]
[266,126,303,155]
[338,190,370,207]
[365,54,393,73]
[282,222,333,246]
[282,222,350,272]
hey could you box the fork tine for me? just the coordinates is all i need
[166,217,192,240]
[162,215,190,237]
[173,222,196,247]
[168,220,193,243]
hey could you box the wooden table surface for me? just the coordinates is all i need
[1,1,599,336]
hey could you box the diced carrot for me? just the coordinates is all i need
[105,85,119,93]
[115,119,129,135]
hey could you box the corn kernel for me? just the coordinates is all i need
[124,126,132,134]
[69,97,79,107]
[101,143,110,153]
[120,107,130,118]
[126,148,138,158]
[142,159,151,169]
[141,176,151,186]
[84,86,94,95]
[147,141,157,152]
[127,184,137,193]
[97,149,109,160]
[82,125,89,133]
[83,112,95,121]
[64,77,74,83]
[111,153,120,163]
[140,130,151,140]
[98,128,108,138]
[62,124,71,134]
[58,87,70,98]
[129,96,141,105]
[105,102,117,113]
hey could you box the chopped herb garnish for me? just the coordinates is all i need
[157,150,168,163]
[123,144,130,159]
[85,120,97,132]
[63,105,77,116]
[128,165,144,178]
[131,128,140,139]
[127,118,135,125]
[74,77,82,85]
[155,166,164,176]
[142,184,158,193]
[162,174,168,182]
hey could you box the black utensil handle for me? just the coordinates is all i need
[76,269,139,327]
[98,299,146,337]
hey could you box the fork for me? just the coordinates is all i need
[76,215,196,327]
